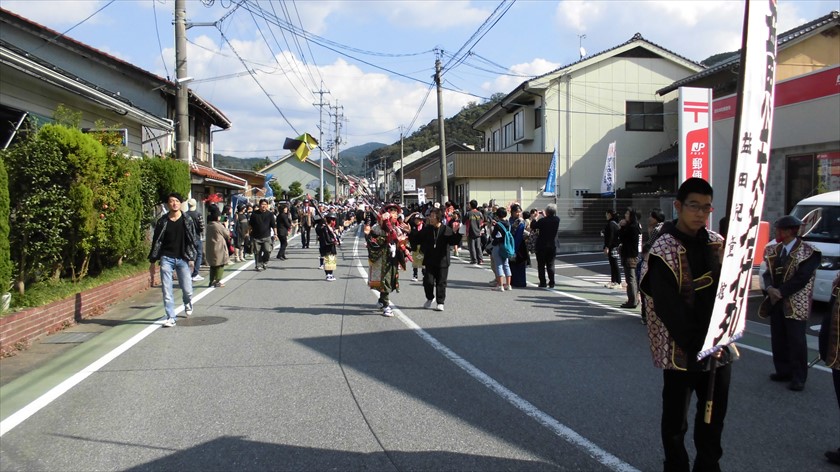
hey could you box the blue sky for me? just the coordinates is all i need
[1,0,836,159]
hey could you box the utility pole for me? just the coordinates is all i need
[435,52,448,204]
[174,0,190,166]
[330,100,343,202]
[313,83,329,202]
[400,126,405,205]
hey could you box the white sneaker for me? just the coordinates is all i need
[423,299,434,309]
[162,319,175,327]
[326,274,336,281]
[191,274,204,281]
[504,285,512,291]
[494,285,505,292]
[184,303,193,317]
[435,304,444,312]
[382,306,394,317]
[318,264,325,270]
[412,276,418,282]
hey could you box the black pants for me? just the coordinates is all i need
[769,307,808,384]
[275,235,288,258]
[662,364,731,472]
[423,265,448,304]
[607,251,621,284]
[301,226,311,248]
[536,247,555,286]
[467,237,483,263]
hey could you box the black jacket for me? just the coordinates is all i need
[619,221,641,259]
[409,224,462,268]
[531,215,560,250]
[148,212,198,263]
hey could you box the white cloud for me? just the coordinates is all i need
[556,0,605,32]
[0,0,107,25]
[384,0,490,29]
[482,58,561,95]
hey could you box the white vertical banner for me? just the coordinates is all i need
[699,0,778,360]
[678,87,712,184]
[600,142,616,196]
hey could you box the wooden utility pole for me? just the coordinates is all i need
[435,53,448,204]
[400,126,405,204]
[174,0,190,165]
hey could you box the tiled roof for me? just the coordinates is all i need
[635,144,677,168]
[191,163,247,188]
[658,10,840,95]
[0,7,231,128]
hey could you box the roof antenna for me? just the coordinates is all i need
[578,34,587,59]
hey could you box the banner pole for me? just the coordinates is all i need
[704,357,718,424]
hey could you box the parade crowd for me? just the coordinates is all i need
[147,178,840,471]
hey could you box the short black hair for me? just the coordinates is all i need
[469,200,478,209]
[677,178,713,203]
[495,207,507,219]
[166,192,184,203]
[259,198,269,205]
[650,208,665,223]
[428,208,443,220]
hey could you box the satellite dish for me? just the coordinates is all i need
[579,47,586,59]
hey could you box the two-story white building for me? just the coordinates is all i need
[473,34,704,229]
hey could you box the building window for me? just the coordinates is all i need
[786,152,840,212]
[492,130,500,151]
[534,108,542,129]
[626,101,663,131]
[503,122,514,148]
[514,111,525,140]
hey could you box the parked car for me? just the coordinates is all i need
[790,190,840,303]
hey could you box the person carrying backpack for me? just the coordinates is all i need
[491,207,514,291]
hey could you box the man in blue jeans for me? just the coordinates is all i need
[149,193,198,327]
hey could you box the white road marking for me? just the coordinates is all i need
[0,261,256,437]
[352,235,640,472]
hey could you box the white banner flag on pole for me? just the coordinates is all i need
[600,142,616,196]
[698,0,778,360]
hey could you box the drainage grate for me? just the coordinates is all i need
[42,332,100,344]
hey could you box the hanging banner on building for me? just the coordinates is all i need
[600,142,616,196]
[679,87,712,184]
[699,0,778,360]
[543,146,557,196]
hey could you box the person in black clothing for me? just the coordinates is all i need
[275,204,292,260]
[409,207,462,311]
[148,193,197,327]
[640,177,737,472]
[316,213,340,281]
[530,203,560,288]
[618,207,641,308]
[602,209,622,289]
[300,200,314,248]
[249,199,276,271]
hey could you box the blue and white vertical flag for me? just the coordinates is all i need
[600,142,616,196]
[542,146,557,196]
[264,173,274,198]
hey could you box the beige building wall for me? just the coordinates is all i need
[465,178,545,209]
[547,57,696,201]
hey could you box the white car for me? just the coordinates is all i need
[790,191,840,303]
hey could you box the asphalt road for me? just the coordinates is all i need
[0,230,836,471]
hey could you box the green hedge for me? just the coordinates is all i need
[3,120,191,295]
[0,155,10,295]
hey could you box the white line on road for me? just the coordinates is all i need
[0,260,256,437]
[352,235,640,472]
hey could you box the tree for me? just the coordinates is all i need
[288,181,303,199]
[252,157,271,171]
[269,180,283,200]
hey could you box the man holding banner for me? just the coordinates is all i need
[640,178,738,472]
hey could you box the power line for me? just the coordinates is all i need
[28,0,117,54]
[217,28,300,136]
[442,0,515,73]
[151,0,171,79]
